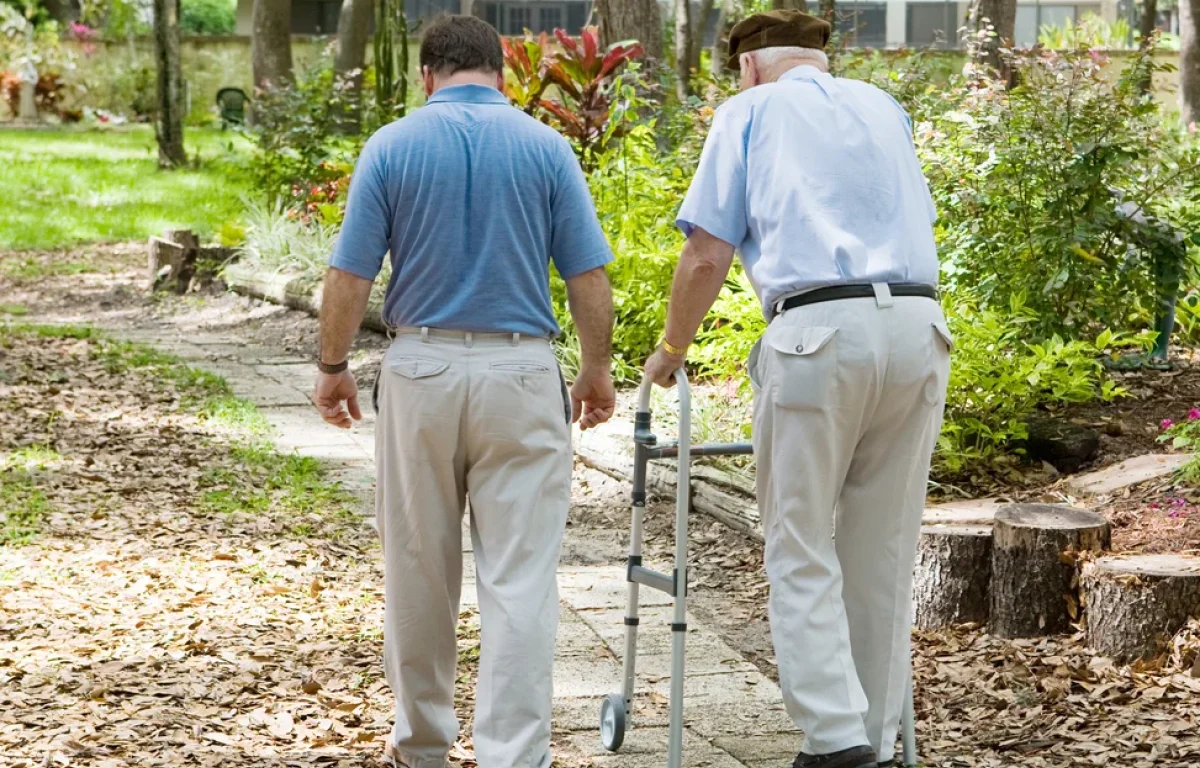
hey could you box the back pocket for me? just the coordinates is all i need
[763,325,838,411]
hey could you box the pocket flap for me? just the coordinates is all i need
[390,358,449,380]
[932,321,954,352]
[765,326,837,357]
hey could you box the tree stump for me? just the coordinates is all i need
[1083,554,1200,662]
[147,229,198,293]
[912,525,994,629]
[990,504,1110,638]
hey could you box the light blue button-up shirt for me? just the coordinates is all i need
[329,84,613,336]
[677,65,939,318]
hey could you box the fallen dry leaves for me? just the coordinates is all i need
[0,329,490,768]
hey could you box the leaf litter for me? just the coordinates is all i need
[0,328,588,768]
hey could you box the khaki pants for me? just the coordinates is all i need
[375,328,572,768]
[750,291,951,762]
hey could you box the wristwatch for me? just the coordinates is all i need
[317,358,349,374]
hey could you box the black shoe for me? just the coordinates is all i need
[793,745,879,768]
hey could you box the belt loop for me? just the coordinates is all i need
[511,332,520,346]
[872,283,894,309]
[420,327,429,343]
[465,331,474,348]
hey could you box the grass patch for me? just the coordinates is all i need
[0,303,28,315]
[0,257,97,280]
[0,126,252,250]
[0,448,58,546]
[0,474,49,546]
[201,443,352,518]
[198,395,272,435]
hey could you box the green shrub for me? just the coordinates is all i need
[180,0,235,36]
[937,297,1149,477]
[911,47,1200,339]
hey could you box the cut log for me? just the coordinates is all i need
[147,229,199,293]
[912,525,993,629]
[990,504,1110,638]
[1083,554,1200,662]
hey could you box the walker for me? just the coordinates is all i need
[598,369,919,767]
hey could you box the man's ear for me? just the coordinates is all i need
[422,66,435,97]
[495,70,505,92]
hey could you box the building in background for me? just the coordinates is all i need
[234,0,1162,48]
[234,0,593,36]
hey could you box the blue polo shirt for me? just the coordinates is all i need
[329,84,613,336]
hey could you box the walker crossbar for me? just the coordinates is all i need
[597,369,919,768]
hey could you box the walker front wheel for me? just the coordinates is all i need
[599,692,626,752]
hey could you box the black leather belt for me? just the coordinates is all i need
[779,283,939,313]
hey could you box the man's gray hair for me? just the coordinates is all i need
[741,45,829,73]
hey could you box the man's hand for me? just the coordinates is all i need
[570,366,615,431]
[313,370,362,429]
[644,346,685,388]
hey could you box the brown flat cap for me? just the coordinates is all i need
[726,9,831,70]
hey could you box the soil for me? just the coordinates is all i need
[6,245,1200,767]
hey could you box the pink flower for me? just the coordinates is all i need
[1169,508,1189,519]
[1161,418,1175,431]
[1188,408,1200,421]
[1150,501,1160,509]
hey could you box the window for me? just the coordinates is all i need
[566,1,588,32]
[1014,4,1107,46]
[507,6,532,33]
[837,2,887,47]
[906,2,965,49]
[538,6,563,31]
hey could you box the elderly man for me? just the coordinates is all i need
[312,15,616,768]
[644,11,950,768]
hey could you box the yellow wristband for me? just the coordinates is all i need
[661,338,689,356]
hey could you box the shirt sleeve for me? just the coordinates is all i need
[549,139,614,279]
[328,137,391,281]
[676,103,749,248]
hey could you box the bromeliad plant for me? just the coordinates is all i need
[503,26,644,171]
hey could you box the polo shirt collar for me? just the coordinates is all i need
[779,64,829,82]
[427,83,509,105]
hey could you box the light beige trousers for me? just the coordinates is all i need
[374,328,572,768]
[751,291,951,762]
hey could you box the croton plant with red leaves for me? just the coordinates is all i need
[502,26,643,170]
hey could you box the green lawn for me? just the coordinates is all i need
[0,126,252,250]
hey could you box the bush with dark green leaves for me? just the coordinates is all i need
[180,0,236,35]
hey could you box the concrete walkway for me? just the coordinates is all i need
[113,325,802,768]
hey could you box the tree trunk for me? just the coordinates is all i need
[990,504,1110,639]
[912,525,994,630]
[691,0,715,76]
[460,0,474,14]
[970,0,1017,84]
[821,0,837,32]
[595,0,664,61]
[1182,0,1200,124]
[252,0,294,91]
[675,0,693,98]
[1083,554,1200,663]
[771,0,809,11]
[152,0,187,169]
[1138,0,1158,93]
[709,0,733,77]
[334,0,374,129]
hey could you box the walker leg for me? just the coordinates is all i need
[601,422,651,753]
[901,675,918,767]
[666,370,692,768]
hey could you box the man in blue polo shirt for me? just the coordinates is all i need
[311,15,616,768]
